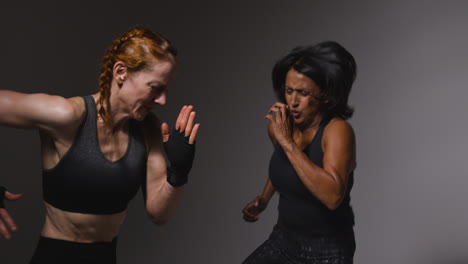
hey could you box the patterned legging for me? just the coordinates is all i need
[243,225,355,264]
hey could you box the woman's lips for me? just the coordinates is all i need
[291,110,301,118]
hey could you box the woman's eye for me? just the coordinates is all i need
[151,86,164,93]
[286,89,293,94]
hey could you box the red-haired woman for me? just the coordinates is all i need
[0,26,199,263]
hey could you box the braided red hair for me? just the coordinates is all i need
[97,26,177,125]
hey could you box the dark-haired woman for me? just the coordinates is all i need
[0,26,199,263]
[242,41,357,264]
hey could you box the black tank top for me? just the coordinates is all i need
[42,96,147,214]
[269,118,355,236]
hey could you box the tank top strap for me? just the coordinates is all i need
[314,117,332,142]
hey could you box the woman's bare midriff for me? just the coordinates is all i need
[41,202,126,243]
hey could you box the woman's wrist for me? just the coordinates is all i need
[166,167,188,188]
[278,139,296,153]
[258,194,270,205]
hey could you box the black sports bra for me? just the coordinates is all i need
[42,96,147,214]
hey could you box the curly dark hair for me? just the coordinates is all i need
[272,41,357,120]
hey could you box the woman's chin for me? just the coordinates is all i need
[133,110,148,121]
[292,117,303,126]
[135,105,156,120]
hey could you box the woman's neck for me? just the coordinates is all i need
[93,92,130,134]
[296,114,323,134]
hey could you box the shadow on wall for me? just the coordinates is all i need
[422,241,468,264]
[426,256,468,264]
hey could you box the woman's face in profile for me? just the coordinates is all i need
[120,60,176,121]
[285,68,323,127]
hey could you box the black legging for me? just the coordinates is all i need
[30,236,117,264]
[243,225,355,264]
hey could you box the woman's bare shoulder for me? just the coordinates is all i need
[322,117,355,149]
[324,118,354,135]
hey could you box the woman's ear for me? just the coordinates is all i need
[113,61,128,85]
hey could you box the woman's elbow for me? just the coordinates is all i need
[325,201,340,211]
[322,178,347,210]
[147,213,170,226]
[151,217,169,226]
[323,193,344,211]
[146,208,170,226]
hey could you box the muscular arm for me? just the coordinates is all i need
[142,113,184,226]
[279,119,356,210]
[242,124,277,222]
[261,123,278,201]
[259,178,275,202]
[0,90,82,239]
[0,90,81,136]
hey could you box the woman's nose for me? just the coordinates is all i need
[154,92,166,106]
[290,93,299,106]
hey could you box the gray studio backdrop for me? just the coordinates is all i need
[1,1,467,263]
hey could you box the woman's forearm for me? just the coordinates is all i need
[260,177,275,202]
[146,180,185,226]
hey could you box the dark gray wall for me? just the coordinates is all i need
[1,1,468,263]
